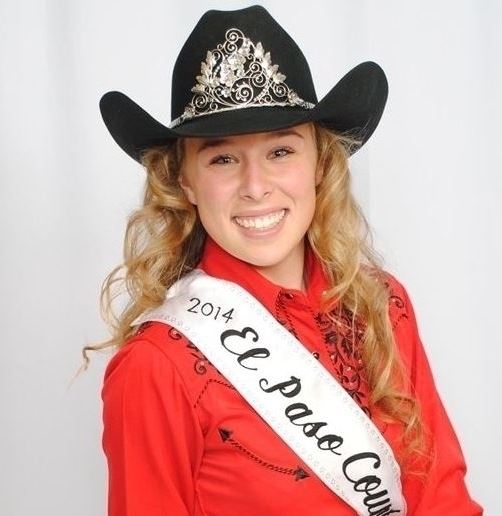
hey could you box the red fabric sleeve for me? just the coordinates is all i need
[392,280,483,515]
[101,337,204,516]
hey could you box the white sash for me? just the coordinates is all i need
[132,270,406,515]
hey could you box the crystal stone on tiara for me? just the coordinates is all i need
[169,28,315,128]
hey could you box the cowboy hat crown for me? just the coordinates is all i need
[100,5,388,163]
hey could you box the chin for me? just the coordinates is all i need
[234,244,296,269]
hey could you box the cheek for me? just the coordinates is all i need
[285,172,318,202]
[194,178,234,215]
[294,175,318,221]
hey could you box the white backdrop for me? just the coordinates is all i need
[1,0,499,514]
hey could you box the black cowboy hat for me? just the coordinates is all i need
[99,5,388,163]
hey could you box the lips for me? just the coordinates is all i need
[233,209,286,230]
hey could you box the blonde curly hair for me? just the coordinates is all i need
[81,122,430,474]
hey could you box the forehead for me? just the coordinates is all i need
[184,122,314,154]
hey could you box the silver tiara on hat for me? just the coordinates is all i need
[169,28,315,128]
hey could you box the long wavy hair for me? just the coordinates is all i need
[81,122,430,474]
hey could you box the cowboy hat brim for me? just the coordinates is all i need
[99,61,388,163]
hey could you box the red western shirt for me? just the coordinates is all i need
[101,237,482,515]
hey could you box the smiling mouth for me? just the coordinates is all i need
[233,209,287,230]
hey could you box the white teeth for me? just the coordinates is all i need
[234,209,286,230]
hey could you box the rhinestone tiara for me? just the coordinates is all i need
[169,28,315,128]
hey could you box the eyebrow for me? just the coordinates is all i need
[194,129,305,154]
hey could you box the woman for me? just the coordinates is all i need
[87,5,482,515]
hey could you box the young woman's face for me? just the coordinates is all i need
[179,123,321,286]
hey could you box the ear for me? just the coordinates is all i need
[178,173,197,205]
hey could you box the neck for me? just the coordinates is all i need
[254,241,306,292]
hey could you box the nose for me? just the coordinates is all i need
[238,160,273,201]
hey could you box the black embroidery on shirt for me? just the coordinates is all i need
[166,326,223,376]
[275,292,299,338]
[313,283,409,418]
[168,326,183,340]
[186,340,225,376]
[135,321,154,335]
[218,427,309,481]
[314,308,371,417]
[194,379,236,408]
[384,281,408,329]
[165,325,226,378]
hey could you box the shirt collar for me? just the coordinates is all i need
[197,237,328,313]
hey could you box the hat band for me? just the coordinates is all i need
[169,99,315,129]
[169,27,315,129]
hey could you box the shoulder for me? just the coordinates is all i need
[360,268,422,364]
[376,271,428,381]
[102,321,225,404]
[103,322,185,381]
[379,271,414,330]
[362,267,414,330]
